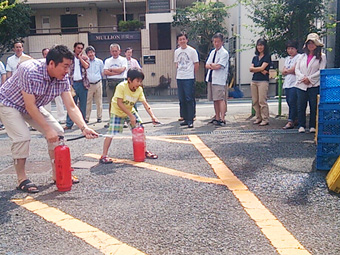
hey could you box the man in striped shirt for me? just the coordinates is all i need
[0,45,98,193]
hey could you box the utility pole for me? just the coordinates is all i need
[123,0,126,21]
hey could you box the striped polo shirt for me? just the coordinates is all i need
[0,59,70,114]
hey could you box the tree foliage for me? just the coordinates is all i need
[0,0,32,55]
[242,0,330,57]
[172,1,233,61]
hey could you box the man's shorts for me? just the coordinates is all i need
[107,112,143,135]
[207,82,226,101]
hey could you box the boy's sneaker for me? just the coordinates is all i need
[99,156,113,164]
[298,127,305,133]
[310,127,316,133]
[0,124,4,130]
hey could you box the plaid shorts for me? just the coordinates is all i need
[107,112,143,135]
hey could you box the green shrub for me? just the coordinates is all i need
[118,20,144,32]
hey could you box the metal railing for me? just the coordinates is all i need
[29,25,122,35]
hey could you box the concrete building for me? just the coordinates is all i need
[16,0,275,97]
[0,0,197,95]
[2,0,332,97]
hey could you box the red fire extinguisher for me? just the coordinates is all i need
[132,125,146,162]
[54,137,73,192]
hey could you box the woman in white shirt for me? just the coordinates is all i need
[295,33,326,133]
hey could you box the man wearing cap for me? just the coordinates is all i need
[295,33,326,133]
[85,46,104,123]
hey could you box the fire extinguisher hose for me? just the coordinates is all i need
[59,134,113,142]
[59,121,163,142]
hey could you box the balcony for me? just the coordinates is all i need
[25,0,146,9]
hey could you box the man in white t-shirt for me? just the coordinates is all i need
[0,61,6,85]
[0,60,6,130]
[103,43,128,116]
[174,32,199,128]
[6,41,28,79]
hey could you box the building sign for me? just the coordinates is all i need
[143,55,156,64]
[89,31,141,42]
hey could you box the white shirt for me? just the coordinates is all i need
[127,58,141,70]
[205,46,229,86]
[283,54,301,89]
[174,45,199,79]
[295,53,327,91]
[104,56,128,79]
[0,61,5,86]
[73,57,82,81]
[6,53,28,73]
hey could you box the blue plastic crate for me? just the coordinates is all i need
[320,69,340,88]
[320,87,340,103]
[318,103,340,122]
[318,121,340,137]
[317,136,340,156]
[317,154,338,170]
[320,69,340,103]
[316,136,340,170]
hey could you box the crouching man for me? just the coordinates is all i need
[0,45,98,193]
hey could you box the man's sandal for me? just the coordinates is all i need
[16,179,39,193]
[145,151,158,159]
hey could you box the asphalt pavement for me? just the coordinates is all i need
[0,98,339,255]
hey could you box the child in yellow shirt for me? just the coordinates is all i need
[99,68,159,164]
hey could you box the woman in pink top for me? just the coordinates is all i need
[295,33,326,133]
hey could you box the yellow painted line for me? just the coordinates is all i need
[85,153,223,185]
[12,196,146,255]
[188,135,311,255]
